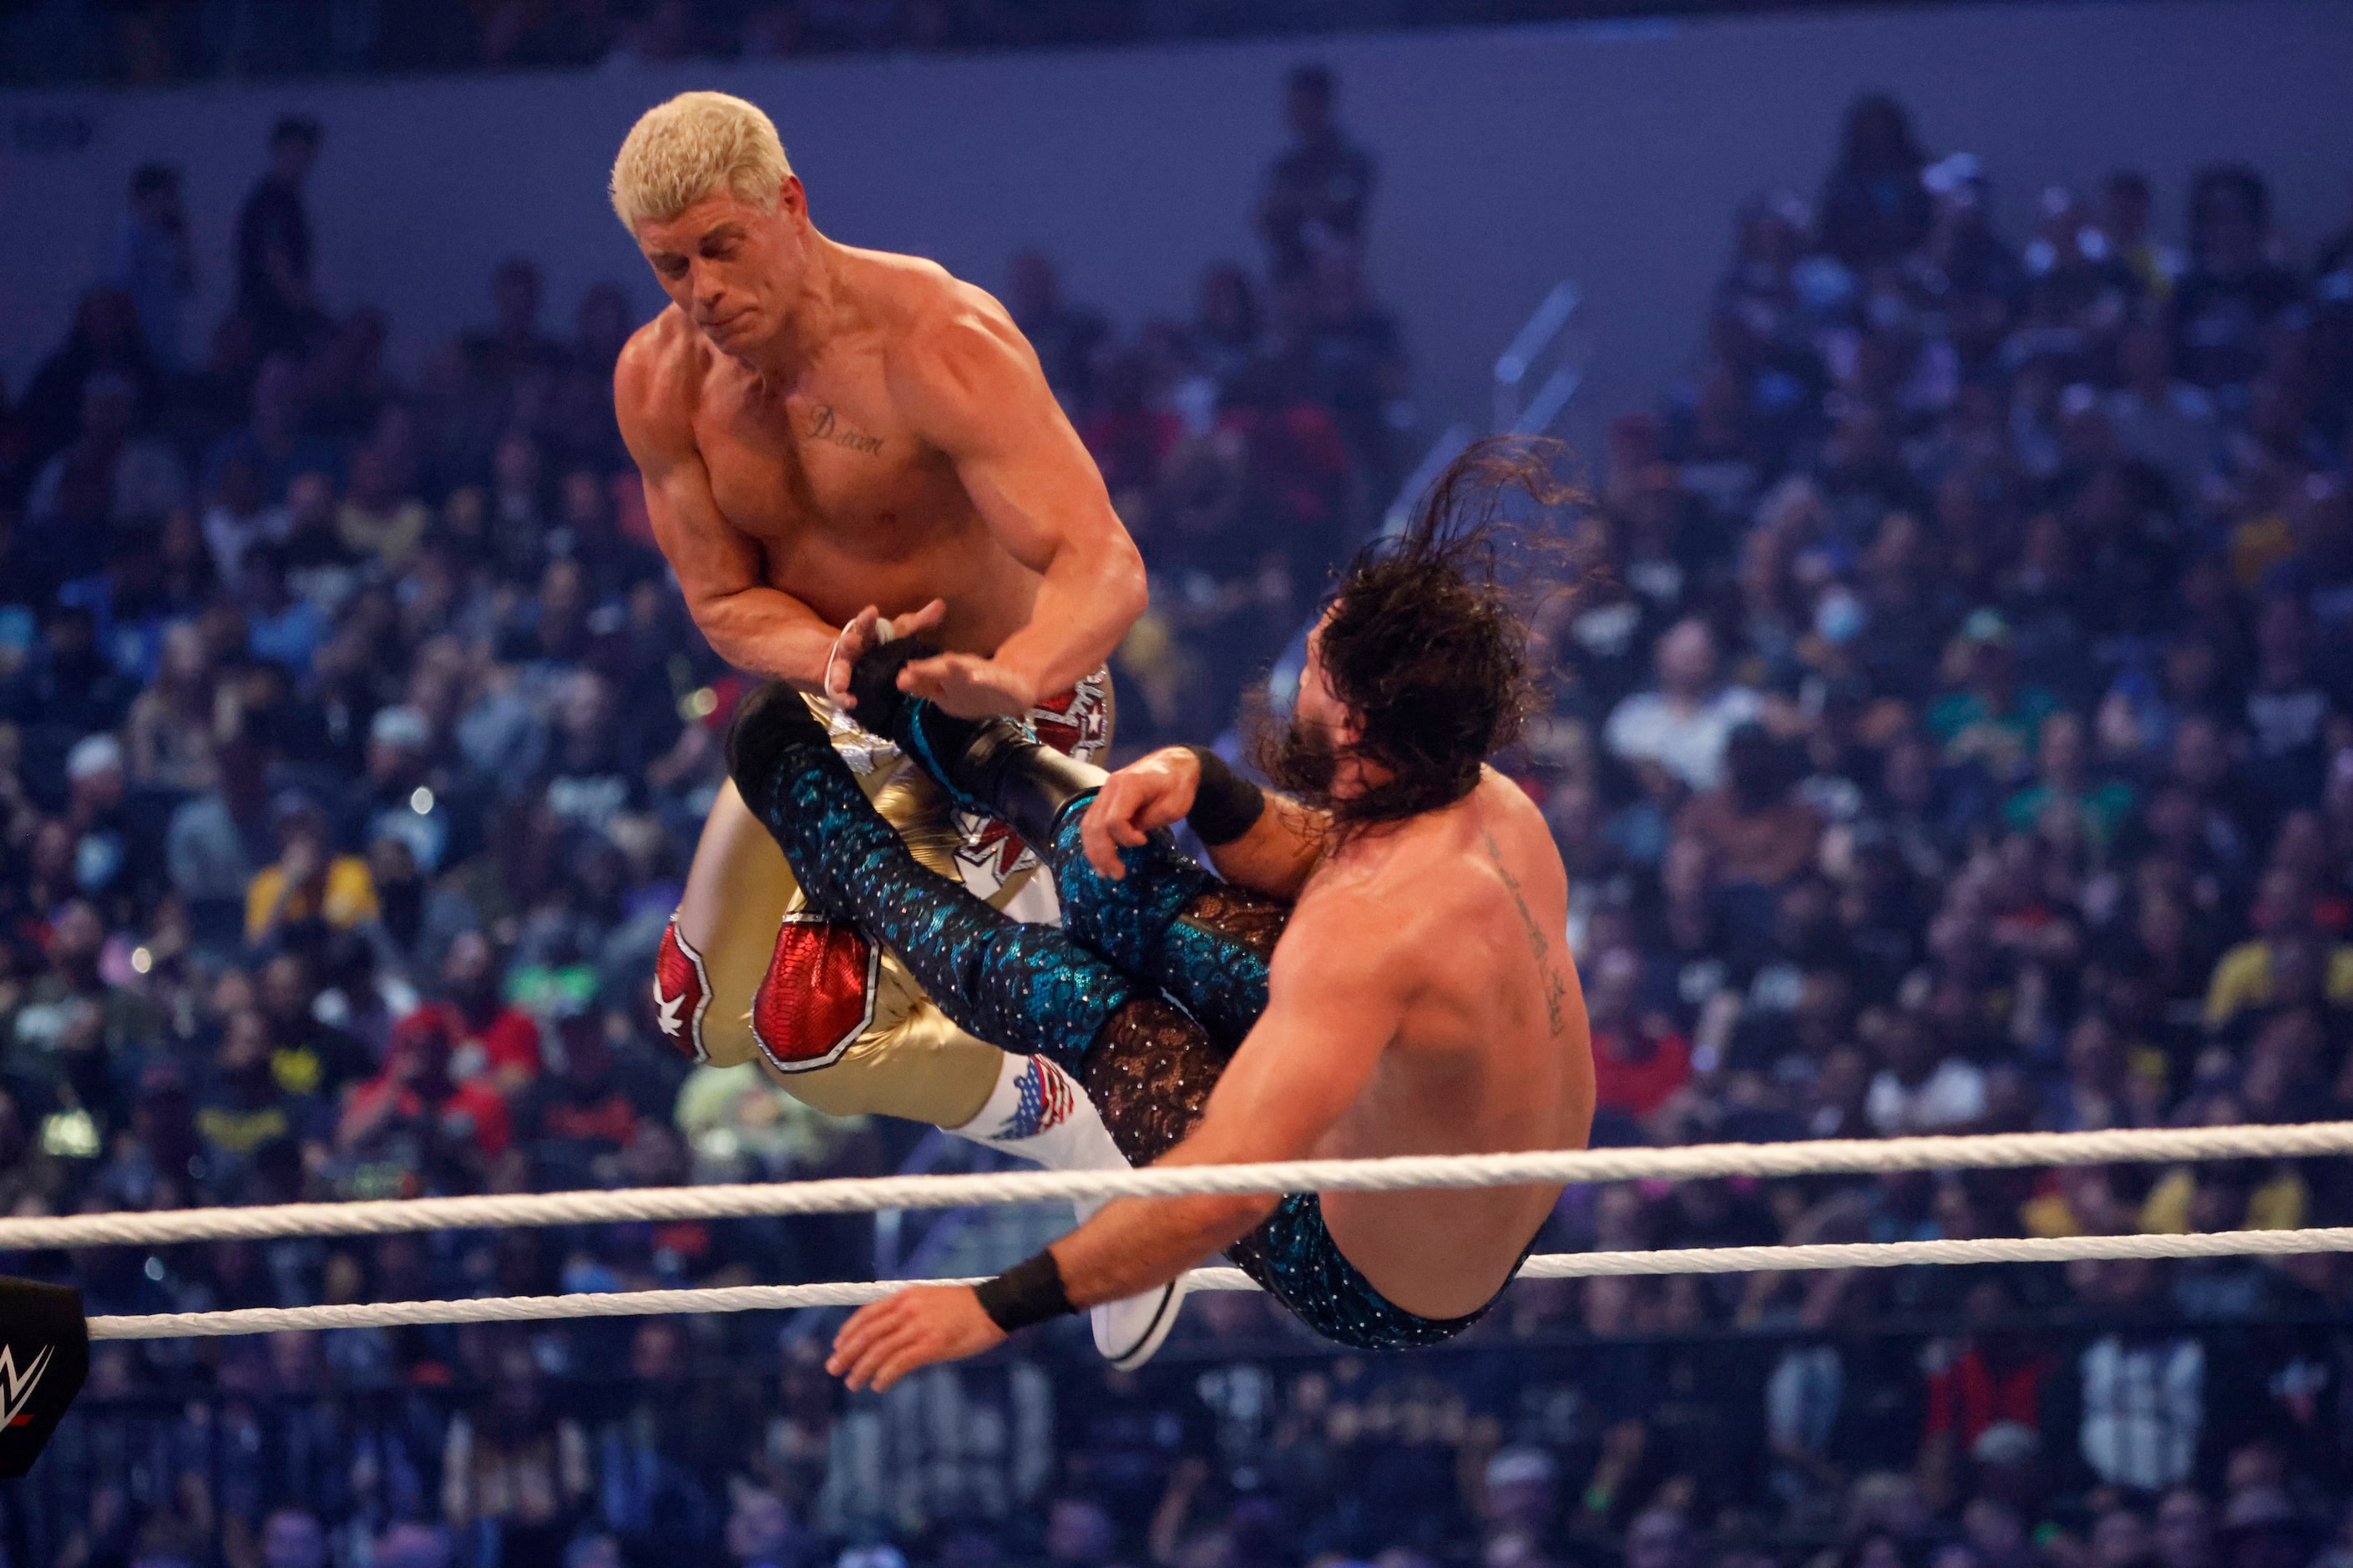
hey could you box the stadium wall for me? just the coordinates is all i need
[2,0,2350,453]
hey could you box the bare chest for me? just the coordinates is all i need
[692,368,970,572]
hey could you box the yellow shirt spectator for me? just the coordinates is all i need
[338,497,429,568]
[245,854,380,943]
[2203,938,2353,1029]
[2139,1166,2307,1233]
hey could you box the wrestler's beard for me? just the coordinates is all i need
[1260,709,1343,812]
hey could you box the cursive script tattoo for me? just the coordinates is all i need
[805,404,883,457]
[1482,827,1569,1037]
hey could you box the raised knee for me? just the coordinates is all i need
[750,915,879,1076]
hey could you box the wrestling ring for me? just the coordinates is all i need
[8,1122,2351,1342]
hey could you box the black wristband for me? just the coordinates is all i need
[974,1249,1076,1333]
[1183,746,1266,847]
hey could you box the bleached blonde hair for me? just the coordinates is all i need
[609,92,795,234]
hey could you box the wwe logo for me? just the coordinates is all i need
[0,1343,53,1429]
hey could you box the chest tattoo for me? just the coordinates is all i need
[1481,827,1569,1038]
[804,403,884,457]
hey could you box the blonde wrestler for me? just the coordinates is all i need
[609,91,1167,1358]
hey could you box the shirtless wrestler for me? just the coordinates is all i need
[607,91,1169,1357]
[723,440,1599,1383]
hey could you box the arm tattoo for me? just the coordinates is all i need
[805,404,884,457]
[1481,827,1569,1038]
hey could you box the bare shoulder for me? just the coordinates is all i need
[1468,771,1568,910]
[849,249,1040,412]
[1334,774,1561,922]
[1475,768,1560,865]
[1293,826,1462,970]
[1275,868,1419,998]
[613,306,709,455]
[847,245,1020,340]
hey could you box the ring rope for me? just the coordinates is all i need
[83,1227,2353,1340]
[4,1122,2346,1252]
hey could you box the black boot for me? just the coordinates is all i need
[846,643,1207,951]
[844,640,1095,845]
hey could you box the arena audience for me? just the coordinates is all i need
[6,58,2353,1568]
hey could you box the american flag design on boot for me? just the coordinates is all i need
[991,1058,1076,1143]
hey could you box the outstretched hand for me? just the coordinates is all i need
[827,1284,1005,1391]
[893,651,1040,719]
[1080,746,1202,879]
[823,599,949,710]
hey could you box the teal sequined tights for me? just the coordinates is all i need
[727,685,1499,1350]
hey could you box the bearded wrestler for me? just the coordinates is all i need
[725,441,1599,1379]
[609,90,1170,1358]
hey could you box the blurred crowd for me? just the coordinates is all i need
[5,43,2353,1568]
[7,0,1973,89]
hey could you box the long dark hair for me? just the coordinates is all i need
[1258,436,1582,835]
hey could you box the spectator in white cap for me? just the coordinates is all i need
[347,703,451,873]
[1481,1446,1561,1554]
[65,731,125,799]
[64,731,133,902]
[372,1524,451,1568]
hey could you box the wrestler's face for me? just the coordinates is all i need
[1268,617,1366,802]
[1294,620,1359,754]
[635,179,812,357]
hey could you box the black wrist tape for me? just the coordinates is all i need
[974,1249,1076,1333]
[1183,746,1266,846]
[846,638,939,724]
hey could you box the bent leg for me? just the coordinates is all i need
[728,685,1490,1348]
[868,679,1283,1050]
[665,774,1004,1130]
[728,683,1242,1168]
[730,683,1139,1079]
[665,777,798,1070]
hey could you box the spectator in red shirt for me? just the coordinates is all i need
[1078,352,1180,501]
[514,1012,638,1189]
[1587,945,1694,1136]
[1217,357,1351,589]
[1919,1277,2054,1508]
[338,1011,512,1180]
[392,931,541,1097]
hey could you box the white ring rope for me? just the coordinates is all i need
[5,1122,2347,1253]
[83,1227,2353,1340]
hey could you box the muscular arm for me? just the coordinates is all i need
[1083,746,1328,900]
[615,341,842,687]
[892,296,1147,704]
[1048,888,1404,1307]
[826,883,1409,1388]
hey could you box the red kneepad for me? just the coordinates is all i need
[751,913,879,1073]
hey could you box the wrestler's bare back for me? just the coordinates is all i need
[615,242,1092,676]
[1197,769,1596,1319]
